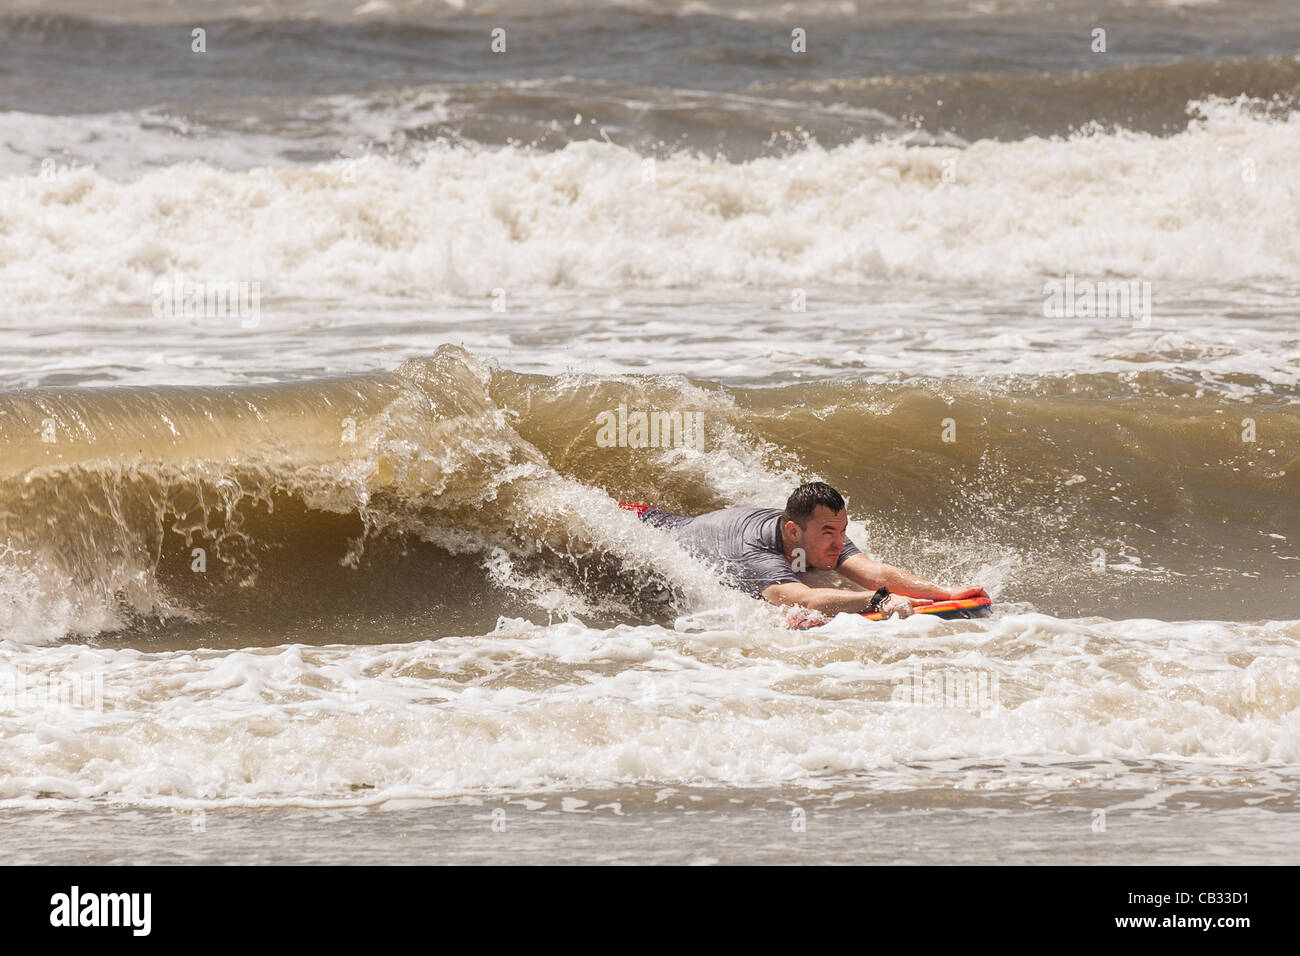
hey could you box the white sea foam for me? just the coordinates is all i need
[2,612,1297,807]
[2,98,1296,308]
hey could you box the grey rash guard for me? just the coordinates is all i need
[641,506,862,598]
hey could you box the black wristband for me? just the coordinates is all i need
[867,586,890,613]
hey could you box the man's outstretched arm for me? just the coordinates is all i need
[761,581,918,617]
[835,553,988,601]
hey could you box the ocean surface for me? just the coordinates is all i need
[1,0,1298,864]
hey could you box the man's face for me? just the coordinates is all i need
[786,505,848,570]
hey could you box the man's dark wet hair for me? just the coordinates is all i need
[783,481,847,529]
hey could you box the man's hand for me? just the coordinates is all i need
[878,595,934,619]
[878,598,920,621]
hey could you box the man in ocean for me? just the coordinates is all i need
[624,481,988,619]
